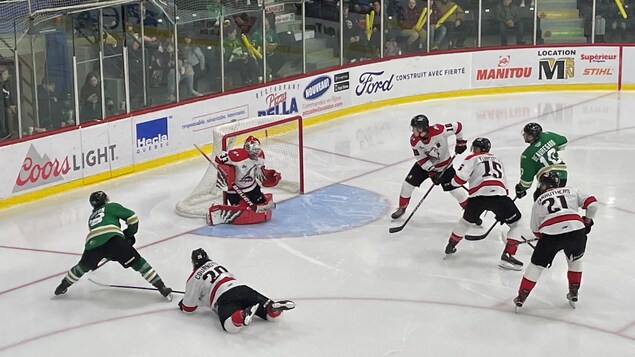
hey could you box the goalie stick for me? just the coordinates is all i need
[464,197,518,241]
[193,144,256,208]
[88,278,185,294]
[389,155,456,234]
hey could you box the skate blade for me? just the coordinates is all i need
[568,300,576,309]
[514,305,522,313]
[498,262,523,271]
[164,293,174,302]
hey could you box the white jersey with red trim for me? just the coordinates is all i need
[215,148,265,193]
[411,122,463,172]
[530,187,598,235]
[452,152,509,197]
[179,260,245,313]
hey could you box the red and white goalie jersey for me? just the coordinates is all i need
[412,122,463,172]
[215,148,265,193]
[452,152,509,197]
[530,187,598,236]
[179,260,245,313]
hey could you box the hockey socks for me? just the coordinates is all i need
[55,262,90,295]
[131,257,161,285]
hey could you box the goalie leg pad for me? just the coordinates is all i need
[208,202,272,225]
[255,193,276,213]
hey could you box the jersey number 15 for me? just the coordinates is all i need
[482,161,503,179]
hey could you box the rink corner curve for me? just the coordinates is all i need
[192,184,389,238]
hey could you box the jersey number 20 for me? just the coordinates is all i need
[202,265,229,284]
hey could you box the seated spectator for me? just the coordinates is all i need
[37,78,62,129]
[494,0,525,46]
[343,4,366,62]
[79,72,102,123]
[223,26,259,87]
[166,40,203,102]
[435,0,468,48]
[251,17,284,77]
[398,0,428,52]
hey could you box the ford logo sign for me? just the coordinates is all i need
[304,76,332,100]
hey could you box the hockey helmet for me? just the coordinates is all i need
[410,115,429,130]
[471,137,491,153]
[89,191,109,208]
[522,122,542,142]
[538,171,560,189]
[244,135,262,157]
[191,248,211,269]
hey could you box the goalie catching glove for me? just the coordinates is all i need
[259,167,282,187]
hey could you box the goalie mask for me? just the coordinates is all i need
[191,248,211,269]
[89,191,109,209]
[244,136,262,157]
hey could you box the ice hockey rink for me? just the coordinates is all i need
[1,91,634,356]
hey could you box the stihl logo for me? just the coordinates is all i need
[583,68,613,76]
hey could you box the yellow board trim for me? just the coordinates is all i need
[0,83,623,210]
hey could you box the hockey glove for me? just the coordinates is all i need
[455,139,468,155]
[583,216,594,234]
[428,171,441,185]
[515,184,527,199]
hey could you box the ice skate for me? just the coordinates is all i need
[268,300,296,313]
[498,252,523,271]
[243,304,259,326]
[513,289,530,312]
[153,280,174,301]
[444,240,457,256]
[567,284,579,309]
[391,207,406,219]
[54,278,71,296]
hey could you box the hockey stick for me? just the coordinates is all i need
[464,197,518,241]
[389,156,456,234]
[193,144,256,208]
[88,278,185,294]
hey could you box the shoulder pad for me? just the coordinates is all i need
[428,124,445,137]
[228,148,250,161]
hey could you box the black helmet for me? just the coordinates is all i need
[89,191,109,208]
[410,114,429,130]
[523,122,543,142]
[471,137,491,152]
[191,248,211,269]
[538,171,560,189]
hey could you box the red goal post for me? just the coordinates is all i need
[176,115,304,218]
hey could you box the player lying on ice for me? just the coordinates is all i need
[207,135,281,225]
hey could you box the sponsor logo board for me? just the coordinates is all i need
[136,116,169,153]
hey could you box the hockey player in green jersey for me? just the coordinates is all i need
[54,191,173,301]
[515,123,568,200]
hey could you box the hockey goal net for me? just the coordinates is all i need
[176,115,304,218]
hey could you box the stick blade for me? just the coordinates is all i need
[464,233,488,241]
[388,226,404,233]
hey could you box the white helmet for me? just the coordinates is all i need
[244,135,262,157]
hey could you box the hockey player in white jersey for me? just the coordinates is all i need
[444,138,524,269]
[391,114,470,220]
[207,135,281,225]
[513,172,598,310]
[179,248,295,333]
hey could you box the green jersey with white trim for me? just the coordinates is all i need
[85,202,138,250]
[518,131,568,191]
